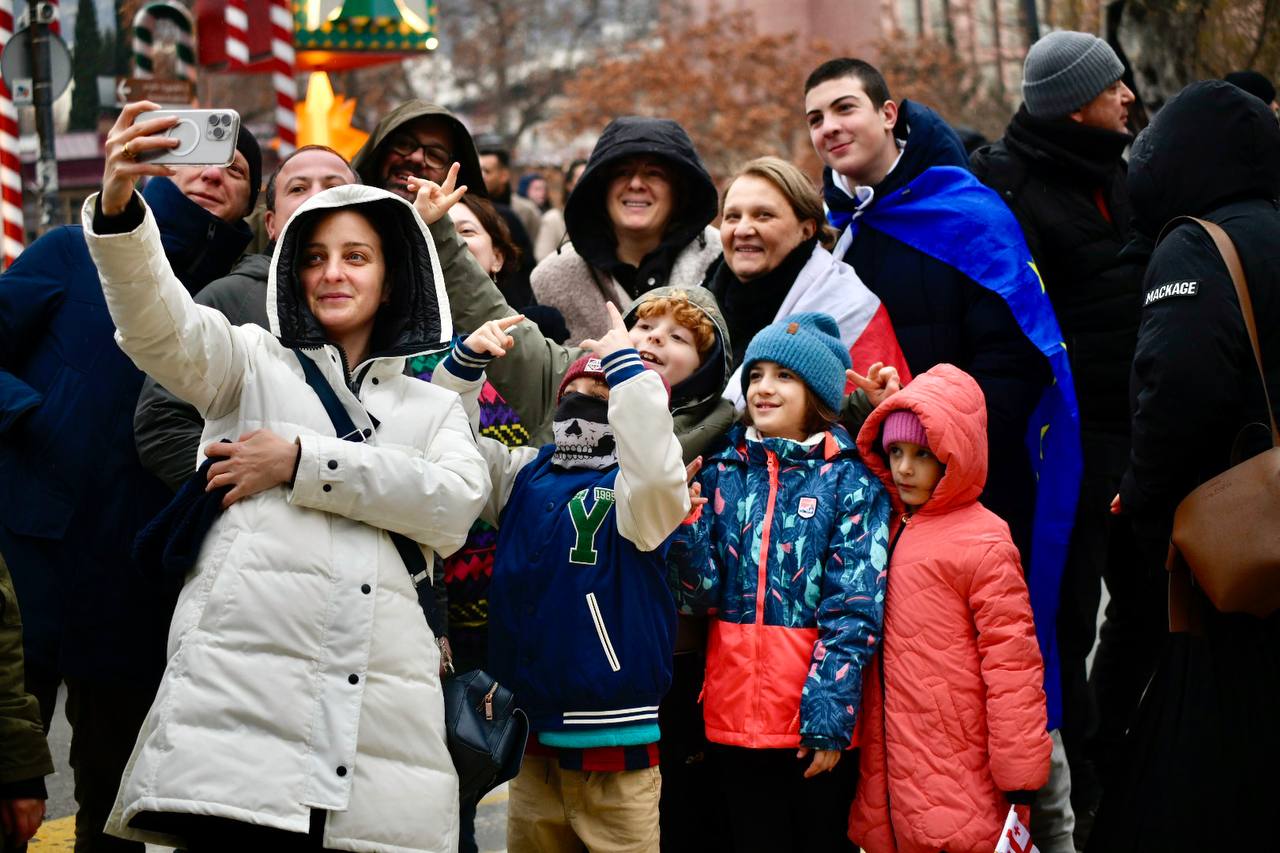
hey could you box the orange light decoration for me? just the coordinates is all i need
[296,71,369,158]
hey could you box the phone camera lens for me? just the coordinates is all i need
[220,114,232,127]
[211,126,226,140]
[207,115,218,127]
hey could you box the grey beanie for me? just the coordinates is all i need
[1023,31,1124,118]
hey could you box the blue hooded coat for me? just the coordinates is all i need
[0,177,250,681]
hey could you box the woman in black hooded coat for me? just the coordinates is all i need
[1088,79,1280,853]
[529,116,722,343]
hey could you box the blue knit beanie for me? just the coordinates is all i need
[740,312,850,411]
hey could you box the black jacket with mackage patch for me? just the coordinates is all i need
[1119,80,1280,563]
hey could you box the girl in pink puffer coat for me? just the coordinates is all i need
[849,364,1052,853]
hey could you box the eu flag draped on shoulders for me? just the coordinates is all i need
[833,160,1083,732]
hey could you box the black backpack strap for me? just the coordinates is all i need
[292,348,448,640]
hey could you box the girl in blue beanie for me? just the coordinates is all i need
[669,312,892,852]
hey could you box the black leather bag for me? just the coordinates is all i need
[442,670,529,801]
[294,349,528,801]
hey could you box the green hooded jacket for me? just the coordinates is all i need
[0,553,53,798]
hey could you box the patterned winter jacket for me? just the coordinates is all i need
[669,423,891,750]
[849,364,1051,853]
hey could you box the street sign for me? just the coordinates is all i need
[0,26,71,107]
[114,76,196,106]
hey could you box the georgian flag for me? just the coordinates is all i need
[723,245,910,410]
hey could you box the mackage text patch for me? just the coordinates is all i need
[1144,280,1199,306]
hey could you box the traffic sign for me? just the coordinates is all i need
[0,26,71,107]
[114,76,196,106]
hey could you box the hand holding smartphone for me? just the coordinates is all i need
[134,108,241,166]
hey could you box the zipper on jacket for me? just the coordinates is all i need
[752,450,781,731]
[754,451,781,624]
[887,513,909,558]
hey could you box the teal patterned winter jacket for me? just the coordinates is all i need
[670,423,891,750]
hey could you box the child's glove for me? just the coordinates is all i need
[1004,790,1036,806]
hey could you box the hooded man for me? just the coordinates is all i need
[970,33,1155,843]
[0,120,260,853]
[352,103,536,308]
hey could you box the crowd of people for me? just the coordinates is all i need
[0,27,1277,853]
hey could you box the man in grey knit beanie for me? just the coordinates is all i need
[972,27,1148,853]
[1023,30,1132,131]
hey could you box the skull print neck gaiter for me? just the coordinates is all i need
[551,393,617,471]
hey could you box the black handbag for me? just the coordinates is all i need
[293,349,528,802]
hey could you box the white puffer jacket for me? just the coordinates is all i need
[83,185,489,853]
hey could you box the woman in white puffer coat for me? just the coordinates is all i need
[81,103,489,853]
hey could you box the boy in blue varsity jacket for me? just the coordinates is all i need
[432,304,691,853]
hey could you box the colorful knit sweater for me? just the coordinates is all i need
[409,351,528,632]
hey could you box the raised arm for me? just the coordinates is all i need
[411,169,578,440]
[580,305,690,551]
[430,323,540,527]
[84,102,248,420]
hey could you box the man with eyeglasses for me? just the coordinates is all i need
[352,100,485,203]
[352,101,536,306]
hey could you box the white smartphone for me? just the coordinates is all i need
[135,109,241,166]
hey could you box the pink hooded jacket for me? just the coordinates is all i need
[849,364,1051,853]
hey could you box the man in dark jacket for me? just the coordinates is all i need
[134,144,357,491]
[805,57,1084,850]
[0,127,260,852]
[1090,79,1280,853]
[970,32,1159,840]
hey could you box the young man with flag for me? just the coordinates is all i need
[804,57,1083,852]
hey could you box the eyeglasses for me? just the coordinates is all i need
[385,134,452,170]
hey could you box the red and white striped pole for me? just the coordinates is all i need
[269,0,295,155]
[223,0,248,68]
[0,0,25,267]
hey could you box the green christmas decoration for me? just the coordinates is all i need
[69,0,103,130]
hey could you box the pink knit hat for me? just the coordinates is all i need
[881,410,929,452]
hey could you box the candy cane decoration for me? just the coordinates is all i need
[270,0,296,155]
[0,0,25,267]
[223,0,249,68]
[132,2,196,82]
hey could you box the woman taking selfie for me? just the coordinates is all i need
[84,102,488,853]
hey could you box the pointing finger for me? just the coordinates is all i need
[441,161,460,194]
[605,300,628,333]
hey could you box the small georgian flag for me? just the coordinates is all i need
[994,806,1038,853]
